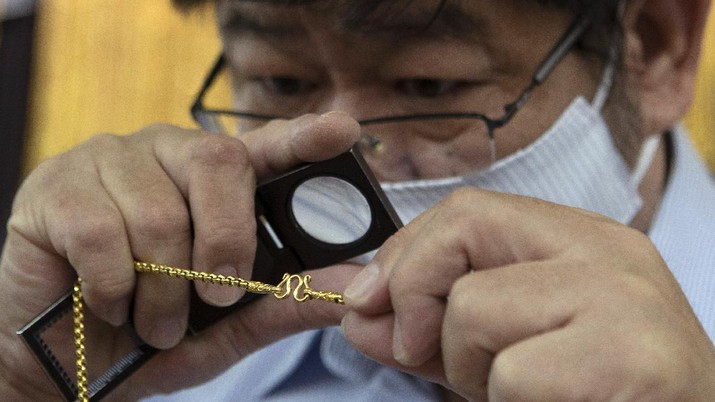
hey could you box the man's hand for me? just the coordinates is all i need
[342,188,715,401]
[0,112,361,400]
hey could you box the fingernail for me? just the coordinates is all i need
[202,265,244,307]
[340,314,350,334]
[343,263,380,305]
[320,110,346,119]
[392,318,409,366]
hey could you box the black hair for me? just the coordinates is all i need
[172,0,618,22]
[174,0,620,58]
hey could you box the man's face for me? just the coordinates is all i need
[216,0,616,181]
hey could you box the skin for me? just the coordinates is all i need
[1,0,714,400]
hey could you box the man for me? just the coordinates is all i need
[1,0,714,400]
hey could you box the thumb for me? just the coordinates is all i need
[242,111,362,178]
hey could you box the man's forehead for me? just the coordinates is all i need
[216,0,488,40]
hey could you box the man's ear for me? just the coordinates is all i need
[621,0,711,135]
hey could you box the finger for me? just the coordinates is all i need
[141,125,253,308]
[69,200,136,327]
[345,203,465,367]
[2,156,133,324]
[387,231,466,368]
[341,207,468,380]
[92,133,193,348]
[241,111,362,177]
[343,204,441,312]
[27,149,139,327]
[184,133,256,307]
[341,310,447,383]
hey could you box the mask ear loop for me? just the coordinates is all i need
[592,38,660,189]
[592,0,626,111]
[591,41,618,111]
[599,0,661,188]
[593,0,661,190]
[630,135,661,187]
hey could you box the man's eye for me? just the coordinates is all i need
[395,79,464,98]
[258,77,317,96]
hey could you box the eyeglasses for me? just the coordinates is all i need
[191,4,600,174]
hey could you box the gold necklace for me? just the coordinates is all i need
[72,262,344,401]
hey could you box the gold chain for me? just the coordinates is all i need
[72,278,89,402]
[72,262,345,402]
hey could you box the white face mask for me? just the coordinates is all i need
[380,87,659,226]
[293,58,659,255]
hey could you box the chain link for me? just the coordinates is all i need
[72,262,345,401]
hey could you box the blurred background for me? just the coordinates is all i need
[1,0,714,244]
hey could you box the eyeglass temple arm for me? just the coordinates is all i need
[191,54,227,121]
[499,3,599,128]
[533,7,596,85]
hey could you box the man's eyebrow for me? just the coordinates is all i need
[221,10,305,38]
[349,3,484,39]
[220,3,483,40]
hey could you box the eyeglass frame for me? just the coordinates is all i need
[191,3,603,160]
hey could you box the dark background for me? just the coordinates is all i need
[1,1,36,246]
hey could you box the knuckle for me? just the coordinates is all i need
[26,154,70,184]
[81,132,125,152]
[139,123,197,140]
[436,188,485,223]
[441,187,478,210]
[66,210,125,255]
[142,122,180,133]
[196,223,255,257]
[447,285,471,321]
[450,186,480,199]
[626,348,669,388]
[447,274,502,349]
[190,134,251,170]
[446,294,483,344]
[87,269,135,304]
[489,351,531,400]
[448,275,484,323]
[130,200,190,242]
[621,273,664,304]
[600,269,668,316]
[378,225,412,254]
